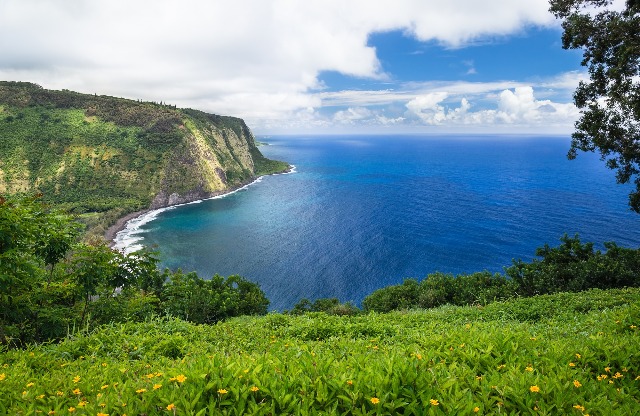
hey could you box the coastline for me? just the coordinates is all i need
[107,165,295,251]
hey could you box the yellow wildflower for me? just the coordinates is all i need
[250,386,259,392]
[153,384,162,390]
[98,413,109,416]
[346,380,353,385]
[72,388,81,395]
[430,399,440,406]
[573,380,582,388]
[415,353,422,360]
[167,404,176,411]
[22,391,27,396]
[170,374,187,383]
[68,408,75,413]
[73,375,80,383]
[605,367,611,373]
[631,325,637,329]
[48,411,55,415]
[27,382,35,387]
[473,407,480,413]
[101,362,107,367]
[218,388,228,394]
[370,397,380,404]
[575,353,581,359]
[574,405,585,411]
[100,403,106,407]
[77,401,88,407]
[97,393,102,398]
[37,394,45,399]
[136,388,147,393]
[101,385,109,389]
[613,372,623,379]
[529,385,540,393]
[569,362,576,367]
[525,366,533,372]
[635,375,640,381]
[56,391,64,396]
[0,373,5,381]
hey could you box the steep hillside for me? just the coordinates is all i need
[0,82,288,235]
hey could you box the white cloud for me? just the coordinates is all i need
[0,0,558,132]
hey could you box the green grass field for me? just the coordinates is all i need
[1,288,639,415]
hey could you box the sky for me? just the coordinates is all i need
[0,0,614,135]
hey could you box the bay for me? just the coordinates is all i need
[125,135,640,310]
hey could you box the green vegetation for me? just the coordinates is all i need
[0,82,289,238]
[549,0,640,212]
[1,289,639,414]
[363,235,640,313]
[0,195,268,347]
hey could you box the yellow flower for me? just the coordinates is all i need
[22,391,27,396]
[136,388,147,393]
[153,384,162,390]
[37,394,45,399]
[101,384,109,389]
[97,413,109,416]
[525,366,533,372]
[573,380,582,388]
[167,404,176,411]
[97,393,102,398]
[77,401,88,408]
[73,375,80,383]
[574,405,585,411]
[613,372,623,379]
[72,388,81,395]
[575,353,581,359]
[0,373,5,381]
[473,407,480,413]
[100,403,106,407]
[415,353,422,360]
[47,411,55,415]
[170,374,187,383]
[370,397,380,404]
[430,399,440,406]
[250,386,259,392]
[68,408,76,413]
[569,362,576,367]
[346,380,353,385]
[529,385,540,393]
[27,382,35,387]
[101,362,107,367]
[604,367,611,373]
[56,391,64,397]
[631,325,637,329]
[218,388,228,394]
[497,364,506,369]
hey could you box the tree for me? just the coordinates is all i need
[549,0,640,211]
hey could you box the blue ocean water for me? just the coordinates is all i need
[124,135,640,310]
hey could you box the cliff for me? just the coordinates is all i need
[0,81,289,236]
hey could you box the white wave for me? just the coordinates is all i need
[111,169,294,254]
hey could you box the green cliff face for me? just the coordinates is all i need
[0,81,288,234]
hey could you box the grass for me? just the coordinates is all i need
[1,288,639,414]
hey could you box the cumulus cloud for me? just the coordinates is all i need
[0,0,557,132]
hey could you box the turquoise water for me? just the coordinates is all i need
[121,135,640,310]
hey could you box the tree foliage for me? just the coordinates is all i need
[0,195,269,347]
[549,0,640,211]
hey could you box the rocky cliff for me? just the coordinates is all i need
[0,81,288,235]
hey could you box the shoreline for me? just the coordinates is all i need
[106,165,295,251]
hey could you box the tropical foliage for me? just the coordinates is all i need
[0,195,269,347]
[1,288,639,414]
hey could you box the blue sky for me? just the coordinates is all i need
[0,0,600,134]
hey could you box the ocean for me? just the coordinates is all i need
[114,135,640,310]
